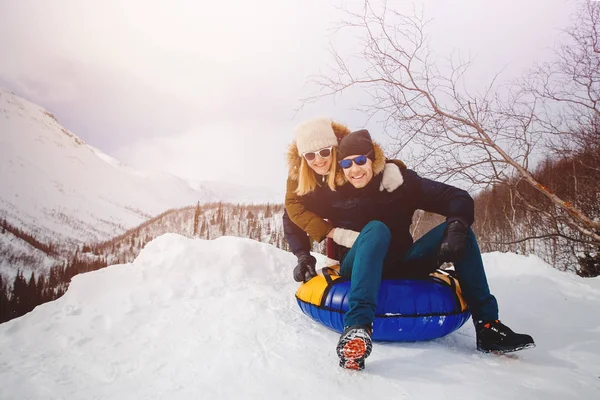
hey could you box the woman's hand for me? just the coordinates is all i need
[293,251,317,282]
[331,228,360,248]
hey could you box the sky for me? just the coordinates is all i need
[0,0,581,189]
[0,233,598,399]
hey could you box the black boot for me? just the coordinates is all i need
[336,324,373,370]
[476,320,535,354]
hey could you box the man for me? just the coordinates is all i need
[283,129,535,370]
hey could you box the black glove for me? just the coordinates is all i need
[439,220,468,262]
[293,250,317,283]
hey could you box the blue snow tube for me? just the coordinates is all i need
[296,268,471,342]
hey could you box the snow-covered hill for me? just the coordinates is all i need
[0,88,191,243]
[0,89,280,245]
[0,88,283,276]
[0,235,598,399]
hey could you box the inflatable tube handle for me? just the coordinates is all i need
[321,266,340,284]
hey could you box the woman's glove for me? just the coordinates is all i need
[439,220,468,262]
[293,250,317,282]
[332,228,360,249]
[379,163,404,192]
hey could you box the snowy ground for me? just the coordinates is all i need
[0,234,599,400]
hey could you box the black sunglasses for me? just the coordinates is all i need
[339,155,369,169]
[303,146,333,161]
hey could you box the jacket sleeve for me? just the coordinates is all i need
[282,208,311,256]
[284,178,333,242]
[408,170,475,227]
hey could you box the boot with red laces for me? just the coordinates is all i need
[476,320,535,354]
[336,324,373,370]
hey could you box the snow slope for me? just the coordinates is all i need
[0,235,598,399]
[0,229,58,275]
[0,88,282,247]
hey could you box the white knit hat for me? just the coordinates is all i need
[294,117,338,155]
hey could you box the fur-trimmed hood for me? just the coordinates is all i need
[286,121,387,189]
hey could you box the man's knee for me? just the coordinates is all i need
[362,220,391,245]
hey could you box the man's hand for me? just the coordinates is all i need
[439,220,468,262]
[293,250,317,282]
[379,163,404,192]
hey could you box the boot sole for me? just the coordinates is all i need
[478,341,536,354]
[337,334,372,370]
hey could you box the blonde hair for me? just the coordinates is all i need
[295,150,338,196]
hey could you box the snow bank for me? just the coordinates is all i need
[0,235,598,399]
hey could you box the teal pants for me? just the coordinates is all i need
[341,221,499,327]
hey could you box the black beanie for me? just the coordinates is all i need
[338,129,375,160]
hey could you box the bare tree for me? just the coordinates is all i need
[306,0,600,246]
[525,1,600,154]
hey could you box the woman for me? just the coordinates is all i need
[283,117,404,282]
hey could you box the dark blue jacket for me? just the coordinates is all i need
[283,168,474,273]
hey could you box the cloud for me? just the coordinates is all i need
[0,0,580,188]
[112,119,293,189]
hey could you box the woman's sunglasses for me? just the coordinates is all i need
[303,146,333,161]
[339,155,369,169]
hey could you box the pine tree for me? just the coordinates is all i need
[36,275,45,305]
[0,275,10,323]
[216,202,224,225]
[48,265,59,288]
[200,218,207,237]
[220,216,227,236]
[255,223,262,242]
[26,272,37,313]
[246,217,252,237]
[10,270,27,317]
[193,201,201,236]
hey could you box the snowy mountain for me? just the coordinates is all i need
[0,88,194,244]
[0,88,282,276]
[0,234,598,399]
[0,89,281,245]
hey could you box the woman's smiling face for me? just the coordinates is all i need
[304,147,333,175]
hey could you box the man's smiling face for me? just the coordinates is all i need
[342,155,374,189]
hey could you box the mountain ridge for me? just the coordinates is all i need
[0,88,283,279]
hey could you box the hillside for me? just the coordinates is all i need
[0,88,283,278]
[0,234,598,399]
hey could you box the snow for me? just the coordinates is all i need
[0,229,58,276]
[0,88,284,278]
[1,235,599,399]
[0,88,283,247]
